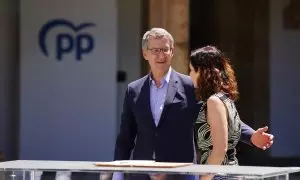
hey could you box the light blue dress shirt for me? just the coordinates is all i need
[149,67,171,126]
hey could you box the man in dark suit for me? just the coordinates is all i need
[113,28,273,180]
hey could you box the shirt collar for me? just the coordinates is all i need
[149,67,172,87]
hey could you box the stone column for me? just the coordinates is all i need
[148,0,189,74]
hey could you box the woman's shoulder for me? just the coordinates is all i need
[207,94,224,107]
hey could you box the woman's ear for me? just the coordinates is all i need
[213,68,222,77]
[213,68,220,73]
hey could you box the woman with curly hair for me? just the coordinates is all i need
[190,46,241,180]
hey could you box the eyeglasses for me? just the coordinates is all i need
[147,48,172,55]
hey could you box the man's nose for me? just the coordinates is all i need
[158,51,165,58]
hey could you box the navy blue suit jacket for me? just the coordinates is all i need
[114,69,254,163]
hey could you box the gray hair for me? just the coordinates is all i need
[142,28,174,50]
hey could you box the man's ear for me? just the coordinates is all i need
[142,50,148,60]
[170,48,174,57]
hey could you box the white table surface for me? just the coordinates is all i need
[0,160,299,178]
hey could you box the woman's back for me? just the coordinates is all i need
[194,92,241,165]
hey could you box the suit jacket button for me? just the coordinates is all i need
[155,133,159,137]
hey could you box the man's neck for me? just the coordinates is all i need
[151,71,166,87]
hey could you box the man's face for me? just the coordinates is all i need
[143,36,173,74]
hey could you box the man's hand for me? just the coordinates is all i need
[250,126,274,150]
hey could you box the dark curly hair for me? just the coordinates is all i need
[190,46,239,101]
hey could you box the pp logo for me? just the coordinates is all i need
[38,19,96,61]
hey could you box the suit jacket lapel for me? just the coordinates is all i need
[157,70,178,128]
[139,75,157,129]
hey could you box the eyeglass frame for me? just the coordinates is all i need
[146,47,173,55]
